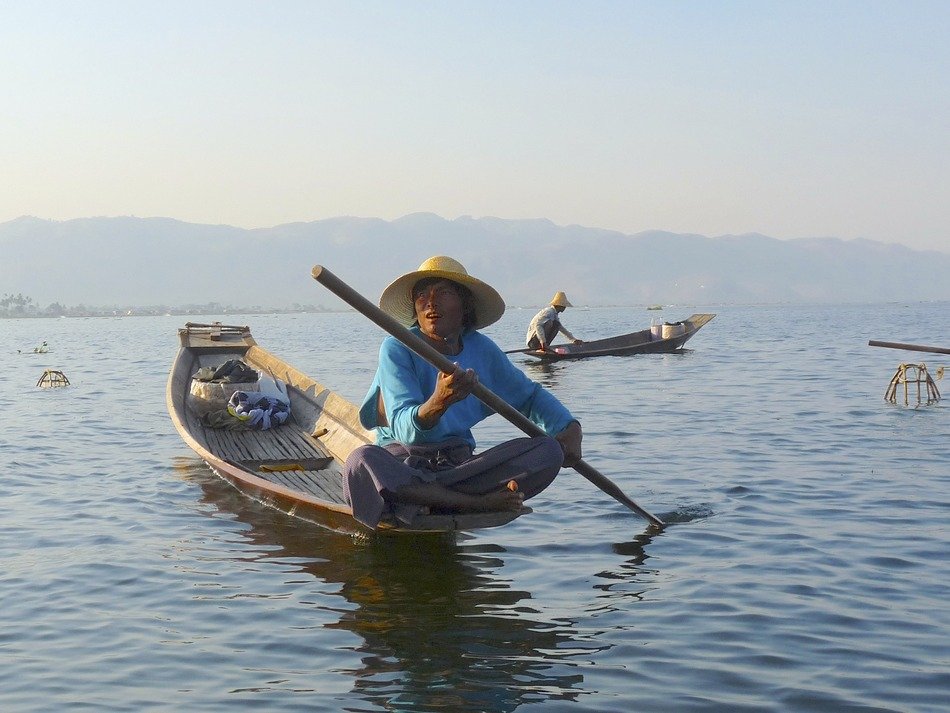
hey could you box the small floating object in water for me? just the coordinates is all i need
[884,363,940,406]
[33,341,50,353]
[37,369,70,388]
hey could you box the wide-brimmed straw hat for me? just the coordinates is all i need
[378,255,506,329]
[550,291,573,308]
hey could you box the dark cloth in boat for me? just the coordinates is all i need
[193,359,259,384]
[226,391,290,430]
[344,436,563,528]
[198,393,289,431]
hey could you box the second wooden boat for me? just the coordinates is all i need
[517,313,715,361]
[166,322,530,534]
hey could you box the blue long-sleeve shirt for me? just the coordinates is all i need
[358,327,575,448]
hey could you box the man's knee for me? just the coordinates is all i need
[536,435,564,470]
[512,437,563,499]
[343,443,395,476]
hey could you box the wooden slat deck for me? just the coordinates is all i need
[186,409,346,504]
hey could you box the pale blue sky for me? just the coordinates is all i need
[2,1,948,251]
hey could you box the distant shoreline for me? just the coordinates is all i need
[3,298,948,320]
[0,302,343,319]
[0,307,345,319]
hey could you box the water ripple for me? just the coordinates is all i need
[2,305,948,712]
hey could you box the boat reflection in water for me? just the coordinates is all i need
[183,464,609,712]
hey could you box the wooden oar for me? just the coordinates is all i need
[312,264,665,528]
[503,347,535,355]
[869,340,950,356]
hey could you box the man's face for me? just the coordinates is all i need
[413,279,465,341]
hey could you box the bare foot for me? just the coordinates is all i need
[476,488,524,512]
[387,481,524,513]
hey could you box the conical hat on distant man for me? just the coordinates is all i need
[550,291,572,308]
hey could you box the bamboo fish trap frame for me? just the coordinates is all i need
[869,340,946,408]
[883,363,941,406]
[37,370,70,388]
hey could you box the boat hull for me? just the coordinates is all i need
[167,323,528,533]
[523,313,715,361]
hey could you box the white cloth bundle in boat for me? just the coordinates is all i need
[255,373,290,406]
[227,389,290,430]
[188,378,260,416]
[188,370,290,417]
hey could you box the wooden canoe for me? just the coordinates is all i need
[519,313,715,361]
[166,322,529,534]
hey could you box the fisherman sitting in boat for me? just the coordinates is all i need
[525,292,583,351]
[343,256,583,528]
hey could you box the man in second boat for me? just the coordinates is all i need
[525,292,583,352]
[343,256,583,529]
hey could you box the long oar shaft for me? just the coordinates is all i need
[312,264,664,528]
[868,340,950,355]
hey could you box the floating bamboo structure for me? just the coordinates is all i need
[884,363,940,406]
[37,370,70,388]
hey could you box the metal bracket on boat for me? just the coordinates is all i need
[182,322,251,339]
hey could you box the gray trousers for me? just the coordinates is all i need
[527,320,561,350]
[343,436,563,528]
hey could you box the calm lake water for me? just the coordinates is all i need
[2,302,948,712]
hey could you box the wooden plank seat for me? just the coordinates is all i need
[188,409,346,503]
[246,461,346,503]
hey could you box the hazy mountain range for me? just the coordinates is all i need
[1,213,947,310]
